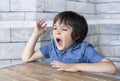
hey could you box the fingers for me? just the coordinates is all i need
[51,61,66,71]
[51,61,62,68]
[51,61,77,72]
[36,19,47,29]
[51,61,61,67]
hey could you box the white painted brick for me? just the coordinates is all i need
[25,12,57,20]
[96,0,120,3]
[10,21,35,28]
[97,24,120,34]
[72,0,87,2]
[0,12,24,21]
[87,0,97,3]
[40,27,52,41]
[81,14,96,19]
[66,1,95,13]
[0,22,10,28]
[11,28,34,42]
[111,14,120,19]
[0,60,11,68]
[98,35,120,45]
[24,12,36,20]
[0,21,53,28]
[45,0,65,12]
[85,35,95,45]
[0,28,10,42]
[96,3,120,13]
[68,0,95,3]
[95,14,112,19]
[115,46,120,56]
[119,35,120,39]
[0,60,23,68]
[11,27,52,42]
[87,25,97,35]
[87,19,120,25]
[95,14,120,19]
[95,46,115,56]
[0,0,9,11]
[0,43,25,59]
[35,12,57,20]
[109,57,120,62]
[10,0,44,11]
[11,59,22,64]
[114,62,120,73]
[94,35,99,45]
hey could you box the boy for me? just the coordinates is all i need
[22,11,117,74]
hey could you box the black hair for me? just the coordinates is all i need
[53,11,88,42]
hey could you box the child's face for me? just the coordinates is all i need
[53,21,74,52]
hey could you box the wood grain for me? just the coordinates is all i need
[0,62,119,81]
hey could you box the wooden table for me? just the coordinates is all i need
[0,62,120,81]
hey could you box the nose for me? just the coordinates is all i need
[56,28,61,34]
[56,30,61,35]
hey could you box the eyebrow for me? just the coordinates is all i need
[53,24,71,29]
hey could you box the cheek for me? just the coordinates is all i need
[62,33,73,41]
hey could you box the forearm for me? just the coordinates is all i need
[22,32,41,62]
[75,62,117,74]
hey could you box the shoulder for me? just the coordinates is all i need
[80,41,93,48]
[78,41,95,54]
[73,41,92,50]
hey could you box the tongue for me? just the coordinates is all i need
[57,39,62,46]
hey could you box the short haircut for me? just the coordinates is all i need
[53,11,88,42]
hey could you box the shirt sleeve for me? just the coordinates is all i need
[39,42,52,58]
[83,44,105,63]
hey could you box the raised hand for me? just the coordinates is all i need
[34,19,47,36]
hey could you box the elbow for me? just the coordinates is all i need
[22,56,30,63]
[22,58,29,63]
[102,59,118,75]
[22,59,29,63]
[111,65,118,75]
[106,64,118,75]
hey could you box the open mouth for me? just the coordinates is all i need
[56,37,63,47]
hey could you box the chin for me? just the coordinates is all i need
[57,47,63,51]
[57,46,64,51]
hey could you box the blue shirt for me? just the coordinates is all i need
[39,40,105,63]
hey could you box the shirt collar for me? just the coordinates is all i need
[66,42,82,52]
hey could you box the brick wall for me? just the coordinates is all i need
[1,0,120,21]
[0,0,96,21]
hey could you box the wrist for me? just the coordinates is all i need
[74,64,81,71]
[31,32,41,41]
[32,31,41,37]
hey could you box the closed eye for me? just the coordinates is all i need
[53,27,57,30]
[62,29,68,31]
